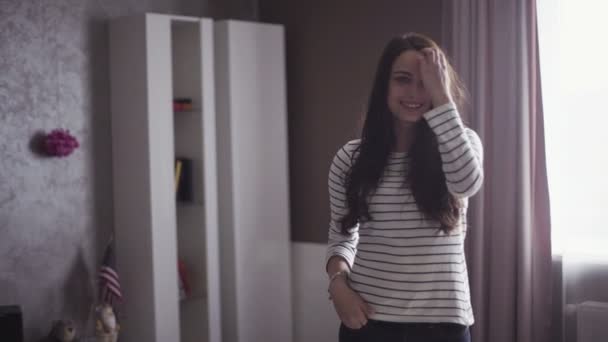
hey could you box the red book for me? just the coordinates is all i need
[178,260,191,299]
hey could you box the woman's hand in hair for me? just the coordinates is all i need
[329,276,375,330]
[418,47,452,107]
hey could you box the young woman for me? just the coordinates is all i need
[325,33,483,342]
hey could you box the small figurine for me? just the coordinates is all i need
[46,320,77,342]
[95,304,119,342]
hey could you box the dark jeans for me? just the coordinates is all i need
[339,319,471,342]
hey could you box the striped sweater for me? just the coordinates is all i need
[325,102,484,326]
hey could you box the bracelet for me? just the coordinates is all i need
[329,270,349,284]
[327,270,349,300]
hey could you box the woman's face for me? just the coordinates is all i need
[387,50,433,123]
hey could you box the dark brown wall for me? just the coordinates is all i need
[204,0,259,20]
[259,0,445,242]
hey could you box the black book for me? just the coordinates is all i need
[175,157,193,202]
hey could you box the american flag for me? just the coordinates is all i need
[98,243,123,306]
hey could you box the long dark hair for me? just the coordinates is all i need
[340,33,468,235]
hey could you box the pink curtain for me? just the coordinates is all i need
[442,1,553,341]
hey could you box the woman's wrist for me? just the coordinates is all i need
[328,270,350,299]
[431,92,452,107]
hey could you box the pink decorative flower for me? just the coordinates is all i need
[44,129,79,157]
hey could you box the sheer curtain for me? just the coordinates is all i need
[442,1,553,341]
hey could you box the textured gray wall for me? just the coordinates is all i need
[0,0,255,340]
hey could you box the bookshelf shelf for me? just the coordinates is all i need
[180,295,207,304]
[177,201,204,207]
[174,109,202,114]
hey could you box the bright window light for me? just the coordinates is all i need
[537,0,608,258]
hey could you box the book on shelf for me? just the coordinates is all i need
[174,159,183,194]
[173,98,193,112]
[178,259,191,300]
[174,157,193,202]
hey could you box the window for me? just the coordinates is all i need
[537,0,608,258]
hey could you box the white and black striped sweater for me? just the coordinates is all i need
[326,102,484,326]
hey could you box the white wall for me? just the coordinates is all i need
[291,242,341,342]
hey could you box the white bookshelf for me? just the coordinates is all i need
[110,14,292,342]
[109,14,221,342]
[214,20,293,342]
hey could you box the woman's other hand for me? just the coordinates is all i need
[329,276,375,330]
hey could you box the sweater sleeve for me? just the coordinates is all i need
[325,142,360,270]
[423,102,484,198]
